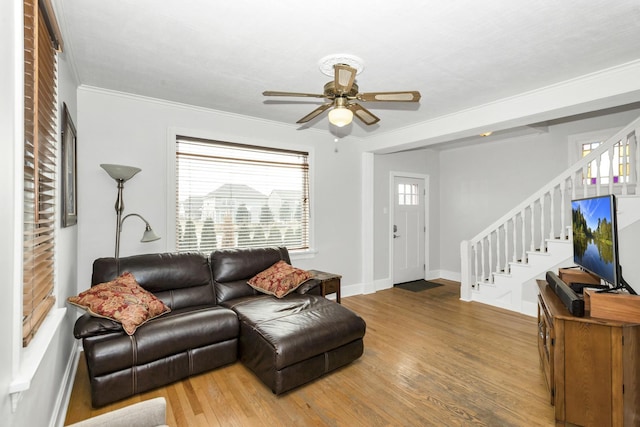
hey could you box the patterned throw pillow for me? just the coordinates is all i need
[67,272,171,335]
[247,260,312,298]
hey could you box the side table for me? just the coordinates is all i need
[308,270,341,303]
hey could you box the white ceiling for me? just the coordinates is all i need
[54,0,640,146]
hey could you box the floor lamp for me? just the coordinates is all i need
[101,164,160,259]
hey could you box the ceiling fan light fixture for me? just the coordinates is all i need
[328,106,353,127]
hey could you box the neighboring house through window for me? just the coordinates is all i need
[175,136,310,253]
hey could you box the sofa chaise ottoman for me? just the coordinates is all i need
[211,248,366,394]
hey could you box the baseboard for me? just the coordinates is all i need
[520,301,538,317]
[375,278,393,291]
[427,270,461,282]
[52,341,82,427]
[342,282,365,297]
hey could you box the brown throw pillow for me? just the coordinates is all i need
[67,272,171,335]
[247,260,312,298]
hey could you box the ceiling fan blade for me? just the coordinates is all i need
[358,91,421,102]
[348,103,380,125]
[263,91,326,99]
[296,103,333,124]
[334,64,357,94]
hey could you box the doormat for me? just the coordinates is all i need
[395,280,444,292]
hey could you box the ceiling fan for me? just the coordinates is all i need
[262,63,421,127]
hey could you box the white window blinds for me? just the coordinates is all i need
[175,136,310,253]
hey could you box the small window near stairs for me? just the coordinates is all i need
[569,128,630,186]
[581,141,629,185]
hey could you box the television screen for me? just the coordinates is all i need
[571,194,618,287]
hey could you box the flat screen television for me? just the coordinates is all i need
[571,194,636,294]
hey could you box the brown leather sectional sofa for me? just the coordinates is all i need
[73,247,366,407]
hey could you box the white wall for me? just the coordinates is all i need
[617,196,640,294]
[1,2,80,425]
[438,107,640,275]
[76,88,365,292]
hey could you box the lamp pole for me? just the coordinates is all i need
[113,178,126,259]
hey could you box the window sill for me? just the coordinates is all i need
[290,248,318,261]
[9,307,66,412]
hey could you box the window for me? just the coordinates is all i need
[175,136,310,253]
[581,140,629,185]
[570,128,631,186]
[22,0,62,346]
[398,183,419,206]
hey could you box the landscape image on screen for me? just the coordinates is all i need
[572,196,616,284]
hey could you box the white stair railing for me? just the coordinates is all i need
[461,116,640,302]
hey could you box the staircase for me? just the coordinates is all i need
[460,116,640,316]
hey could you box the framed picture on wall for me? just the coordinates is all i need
[61,103,77,227]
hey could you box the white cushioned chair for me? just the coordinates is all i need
[67,397,167,427]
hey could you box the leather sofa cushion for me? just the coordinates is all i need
[84,306,238,376]
[92,252,215,310]
[74,312,123,338]
[210,247,290,283]
[227,294,366,369]
[214,279,259,304]
[216,278,322,305]
[211,247,291,304]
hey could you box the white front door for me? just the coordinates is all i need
[393,175,426,284]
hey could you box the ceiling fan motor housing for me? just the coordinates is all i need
[324,81,359,98]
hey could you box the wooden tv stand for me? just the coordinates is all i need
[537,280,640,426]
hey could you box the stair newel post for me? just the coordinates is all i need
[460,240,473,301]
[530,203,536,252]
[521,208,526,262]
[495,228,501,276]
[549,187,556,239]
[632,130,638,189]
[504,221,510,274]
[488,236,493,284]
[559,180,566,240]
[539,196,545,252]
[512,215,517,264]
[480,238,486,283]
[473,242,479,287]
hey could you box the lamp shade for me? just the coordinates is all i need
[141,225,161,243]
[101,164,142,181]
[328,107,353,127]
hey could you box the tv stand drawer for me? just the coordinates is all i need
[537,295,554,405]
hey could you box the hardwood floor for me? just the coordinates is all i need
[64,280,555,426]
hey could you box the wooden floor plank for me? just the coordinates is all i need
[65,280,555,426]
